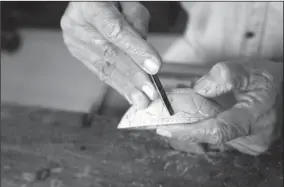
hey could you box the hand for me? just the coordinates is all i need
[156,59,283,156]
[60,2,162,109]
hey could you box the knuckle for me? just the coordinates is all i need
[100,42,117,57]
[90,39,118,57]
[83,2,123,39]
[91,60,116,82]
[105,17,123,39]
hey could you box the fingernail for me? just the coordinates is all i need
[142,84,156,100]
[156,128,172,138]
[144,59,159,74]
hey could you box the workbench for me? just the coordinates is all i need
[1,103,283,187]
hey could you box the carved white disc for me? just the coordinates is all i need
[117,88,222,129]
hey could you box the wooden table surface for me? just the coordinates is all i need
[1,104,283,187]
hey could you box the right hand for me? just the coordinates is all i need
[60,2,162,109]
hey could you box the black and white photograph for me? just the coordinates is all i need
[1,1,283,187]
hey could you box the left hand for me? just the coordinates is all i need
[156,59,283,156]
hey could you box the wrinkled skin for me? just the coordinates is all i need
[60,2,161,109]
[158,59,283,156]
[61,2,283,156]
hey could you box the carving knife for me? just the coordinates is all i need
[149,74,175,116]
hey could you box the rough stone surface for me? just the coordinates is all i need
[1,103,282,187]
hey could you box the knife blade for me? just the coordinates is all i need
[149,74,175,116]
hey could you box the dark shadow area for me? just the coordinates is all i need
[141,2,187,33]
[1,1,187,52]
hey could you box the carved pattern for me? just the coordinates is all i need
[118,88,222,129]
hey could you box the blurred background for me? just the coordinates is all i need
[1,2,208,121]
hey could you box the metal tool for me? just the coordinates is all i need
[149,74,175,116]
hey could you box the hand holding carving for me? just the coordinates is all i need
[157,59,283,156]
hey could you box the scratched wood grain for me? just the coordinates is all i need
[1,103,283,187]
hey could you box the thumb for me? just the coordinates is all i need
[193,62,247,97]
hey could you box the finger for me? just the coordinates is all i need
[156,107,251,144]
[68,25,158,101]
[113,49,158,101]
[194,61,277,112]
[123,66,158,101]
[226,107,277,156]
[108,67,151,109]
[61,2,153,107]
[81,2,162,75]
[120,2,150,39]
[193,62,249,97]
[63,33,117,83]
[61,2,119,36]
[62,33,97,68]
[63,33,150,109]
